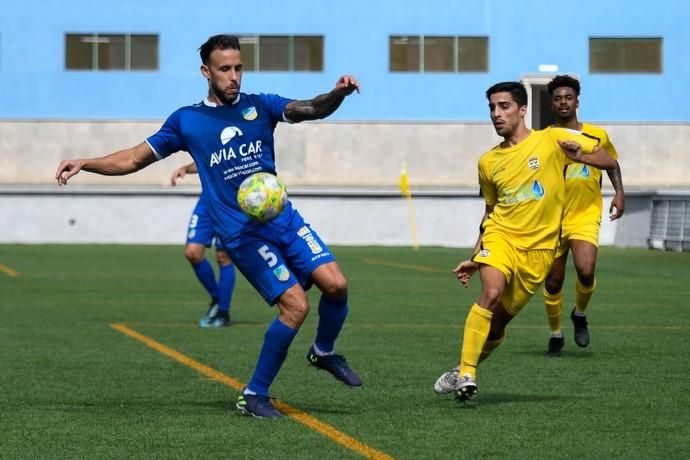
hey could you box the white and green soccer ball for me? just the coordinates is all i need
[237,172,288,223]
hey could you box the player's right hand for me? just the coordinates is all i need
[55,159,83,186]
[452,259,479,288]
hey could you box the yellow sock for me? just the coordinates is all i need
[459,304,492,380]
[479,334,505,363]
[544,288,563,334]
[575,278,596,314]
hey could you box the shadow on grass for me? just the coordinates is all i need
[470,391,564,407]
[194,399,357,417]
[513,349,595,359]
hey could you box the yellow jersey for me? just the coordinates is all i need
[549,123,619,225]
[478,128,598,250]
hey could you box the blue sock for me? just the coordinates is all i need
[191,259,218,302]
[314,295,349,354]
[247,319,298,396]
[217,263,236,314]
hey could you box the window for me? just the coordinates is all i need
[237,35,323,72]
[424,36,454,72]
[65,33,159,71]
[457,37,488,72]
[390,36,420,71]
[589,37,662,74]
[390,35,488,72]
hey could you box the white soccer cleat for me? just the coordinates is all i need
[454,374,478,402]
[434,366,461,394]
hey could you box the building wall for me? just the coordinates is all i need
[1,1,687,248]
[2,120,689,188]
[0,0,689,122]
[2,187,622,248]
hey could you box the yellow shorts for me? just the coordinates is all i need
[472,234,555,316]
[556,219,601,258]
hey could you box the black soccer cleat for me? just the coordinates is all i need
[544,335,565,357]
[571,309,590,348]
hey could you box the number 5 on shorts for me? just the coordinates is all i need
[258,245,278,268]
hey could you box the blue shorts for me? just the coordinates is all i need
[185,199,226,251]
[221,208,335,305]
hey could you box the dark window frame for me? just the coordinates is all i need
[389,35,489,73]
[65,33,159,71]
[237,34,324,72]
[589,37,663,74]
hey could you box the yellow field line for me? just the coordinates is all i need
[362,258,448,273]
[0,263,19,277]
[110,323,393,460]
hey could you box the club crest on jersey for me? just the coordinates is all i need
[273,264,290,282]
[528,156,540,170]
[242,106,258,121]
[220,126,243,145]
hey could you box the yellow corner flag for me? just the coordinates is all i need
[399,163,419,250]
[400,163,411,198]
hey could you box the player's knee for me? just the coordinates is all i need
[544,277,563,294]
[283,300,310,327]
[479,286,503,308]
[184,246,204,264]
[577,270,595,287]
[320,274,348,298]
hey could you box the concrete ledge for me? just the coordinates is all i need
[1,185,663,248]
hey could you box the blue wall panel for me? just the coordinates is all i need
[0,0,688,121]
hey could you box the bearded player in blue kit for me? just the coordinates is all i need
[56,34,362,418]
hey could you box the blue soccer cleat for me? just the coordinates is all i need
[236,391,283,418]
[199,310,230,328]
[306,346,362,387]
[200,301,219,322]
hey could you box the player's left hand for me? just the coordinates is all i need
[334,75,360,97]
[609,192,625,220]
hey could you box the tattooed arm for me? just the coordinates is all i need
[284,75,360,123]
[607,160,625,220]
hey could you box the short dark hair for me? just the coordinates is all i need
[199,34,241,65]
[547,75,580,96]
[485,81,528,107]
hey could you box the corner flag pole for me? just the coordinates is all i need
[399,163,419,250]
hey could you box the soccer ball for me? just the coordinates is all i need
[237,172,288,223]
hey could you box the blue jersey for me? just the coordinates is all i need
[146,93,294,246]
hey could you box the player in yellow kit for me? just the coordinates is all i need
[433,81,617,402]
[543,75,625,357]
